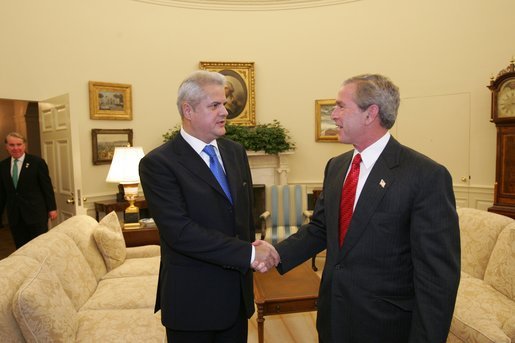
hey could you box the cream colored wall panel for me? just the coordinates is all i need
[1,0,513,199]
[395,93,470,187]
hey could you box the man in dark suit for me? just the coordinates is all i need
[272,74,460,343]
[139,70,279,343]
[0,132,57,248]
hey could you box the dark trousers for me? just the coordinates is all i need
[166,303,248,343]
[10,218,48,249]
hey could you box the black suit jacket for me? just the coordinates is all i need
[0,154,56,227]
[139,134,255,331]
[276,137,460,343]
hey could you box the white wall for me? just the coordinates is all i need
[0,0,512,202]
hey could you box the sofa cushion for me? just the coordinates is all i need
[13,231,98,311]
[102,256,160,279]
[450,276,514,343]
[77,308,165,342]
[484,225,515,301]
[457,207,514,279]
[12,260,78,343]
[94,211,127,271]
[53,214,108,281]
[81,275,158,310]
[126,244,160,259]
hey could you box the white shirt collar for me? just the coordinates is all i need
[180,127,220,155]
[12,154,25,164]
[354,132,390,170]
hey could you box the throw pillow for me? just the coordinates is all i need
[93,211,126,271]
[13,259,78,343]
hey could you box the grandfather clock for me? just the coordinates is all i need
[487,59,515,219]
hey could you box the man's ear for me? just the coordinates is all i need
[182,102,193,119]
[365,104,379,123]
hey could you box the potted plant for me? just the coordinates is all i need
[163,120,295,155]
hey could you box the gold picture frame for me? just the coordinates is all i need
[89,81,133,120]
[315,99,338,142]
[199,61,256,126]
[91,129,133,165]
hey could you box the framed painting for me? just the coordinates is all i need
[315,99,338,142]
[89,81,133,120]
[199,61,256,126]
[91,129,133,165]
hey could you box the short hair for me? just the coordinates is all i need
[5,132,26,144]
[176,70,226,117]
[343,74,400,129]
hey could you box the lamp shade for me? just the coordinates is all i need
[106,147,145,184]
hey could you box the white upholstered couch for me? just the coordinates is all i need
[447,208,515,343]
[0,211,165,342]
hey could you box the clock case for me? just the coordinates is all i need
[488,60,515,219]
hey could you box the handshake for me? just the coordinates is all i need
[251,240,280,273]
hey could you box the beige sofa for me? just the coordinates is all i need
[448,208,515,343]
[0,211,165,343]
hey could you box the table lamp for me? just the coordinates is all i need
[106,146,145,228]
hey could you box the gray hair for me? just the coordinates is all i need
[176,70,226,117]
[344,74,400,129]
[5,132,26,144]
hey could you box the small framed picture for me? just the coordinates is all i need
[89,81,132,120]
[92,129,133,165]
[315,99,338,142]
[199,61,256,126]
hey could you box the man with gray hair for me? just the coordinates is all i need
[0,132,57,248]
[271,74,460,342]
[140,70,279,342]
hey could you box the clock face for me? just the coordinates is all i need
[497,79,515,118]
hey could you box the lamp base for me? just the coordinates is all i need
[123,193,141,229]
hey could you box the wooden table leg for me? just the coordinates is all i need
[257,303,265,343]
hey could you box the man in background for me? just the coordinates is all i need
[139,70,279,343]
[0,132,58,248]
[272,74,460,343]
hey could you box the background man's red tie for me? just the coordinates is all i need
[339,153,362,248]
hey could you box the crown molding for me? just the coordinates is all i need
[132,0,362,11]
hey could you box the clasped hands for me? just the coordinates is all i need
[251,240,280,273]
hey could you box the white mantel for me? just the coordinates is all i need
[246,151,293,186]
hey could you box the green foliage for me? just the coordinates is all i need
[162,120,295,155]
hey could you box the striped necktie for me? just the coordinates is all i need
[339,153,361,247]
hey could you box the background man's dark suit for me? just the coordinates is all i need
[276,137,461,343]
[139,134,255,332]
[0,154,57,248]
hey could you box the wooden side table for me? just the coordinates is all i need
[253,261,320,343]
[94,197,149,221]
[122,226,160,247]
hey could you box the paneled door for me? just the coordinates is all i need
[39,94,85,226]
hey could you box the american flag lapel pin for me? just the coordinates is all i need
[379,179,386,188]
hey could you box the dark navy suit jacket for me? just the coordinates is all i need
[276,137,460,343]
[139,134,255,331]
[0,154,56,227]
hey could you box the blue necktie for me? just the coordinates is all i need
[203,145,233,203]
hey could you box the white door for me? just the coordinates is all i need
[39,94,85,226]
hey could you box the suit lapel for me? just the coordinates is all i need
[173,135,232,204]
[217,140,238,203]
[339,138,402,259]
[17,154,31,186]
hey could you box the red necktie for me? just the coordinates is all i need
[339,153,361,248]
